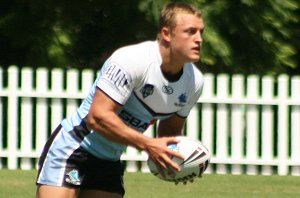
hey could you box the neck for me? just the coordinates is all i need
[158,40,184,82]
[158,40,184,75]
[161,67,183,82]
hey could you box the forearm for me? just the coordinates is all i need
[157,127,183,137]
[157,114,185,137]
[157,122,183,136]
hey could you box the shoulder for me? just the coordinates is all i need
[111,41,157,65]
[185,63,204,91]
[114,40,155,53]
[108,41,158,76]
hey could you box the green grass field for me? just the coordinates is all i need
[0,170,299,198]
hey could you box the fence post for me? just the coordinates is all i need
[277,75,289,175]
[51,68,64,132]
[81,69,94,95]
[291,76,300,175]
[186,105,199,140]
[231,75,244,175]
[261,76,274,175]
[36,68,49,153]
[216,74,229,174]
[66,69,79,116]
[246,75,259,175]
[201,74,214,173]
[125,147,139,172]
[0,67,3,168]
[7,66,18,169]
[20,67,33,170]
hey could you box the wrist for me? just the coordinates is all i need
[133,135,152,151]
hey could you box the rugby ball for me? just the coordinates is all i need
[147,136,210,183]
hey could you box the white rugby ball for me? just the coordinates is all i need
[147,136,210,183]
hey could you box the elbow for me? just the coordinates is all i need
[86,113,96,130]
[86,110,114,133]
[86,112,103,131]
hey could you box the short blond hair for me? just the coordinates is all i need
[158,2,202,33]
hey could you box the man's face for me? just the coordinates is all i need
[169,13,204,63]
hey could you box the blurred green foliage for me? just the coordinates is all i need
[0,0,299,75]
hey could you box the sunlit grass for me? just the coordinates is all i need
[0,170,299,198]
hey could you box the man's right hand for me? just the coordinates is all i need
[145,136,184,178]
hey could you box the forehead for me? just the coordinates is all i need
[175,13,204,29]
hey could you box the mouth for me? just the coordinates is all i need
[192,46,200,53]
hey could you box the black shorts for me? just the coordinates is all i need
[36,125,125,196]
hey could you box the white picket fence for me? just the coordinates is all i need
[0,66,300,176]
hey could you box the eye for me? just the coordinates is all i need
[186,28,197,35]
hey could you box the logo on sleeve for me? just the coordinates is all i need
[103,63,130,87]
[140,84,154,98]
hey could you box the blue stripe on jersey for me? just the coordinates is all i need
[132,91,176,117]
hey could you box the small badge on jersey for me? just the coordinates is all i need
[175,93,187,107]
[140,84,154,98]
[162,85,173,95]
[66,169,81,185]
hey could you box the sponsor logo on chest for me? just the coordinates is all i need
[119,109,149,131]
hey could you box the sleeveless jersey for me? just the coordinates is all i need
[61,41,204,161]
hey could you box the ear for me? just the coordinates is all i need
[160,27,171,42]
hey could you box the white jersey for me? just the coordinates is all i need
[61,41,204,161]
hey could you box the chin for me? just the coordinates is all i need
[189,56,200,62]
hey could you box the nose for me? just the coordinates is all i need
[195,30,202,44]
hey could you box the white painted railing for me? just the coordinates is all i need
[0,66,300,176]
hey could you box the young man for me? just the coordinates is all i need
[36,2,205,198]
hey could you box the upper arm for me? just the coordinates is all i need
[87,88,122,126]
[157,114,186,137]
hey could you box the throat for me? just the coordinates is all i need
[161,68,183,82]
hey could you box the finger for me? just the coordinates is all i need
[156,156,177,178]
[166,166,176,178]
[154,153,180,175]
[168,149,185,160]
[155,157,168,176]
[161,154,181,172]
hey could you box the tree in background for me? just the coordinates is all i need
[0,0,299,75]
[197,0,300,75]
[0,0,155,69]
[0,1,57,68]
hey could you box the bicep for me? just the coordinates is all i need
[87,88,122,125]
[157,114,186,137]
